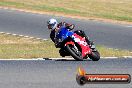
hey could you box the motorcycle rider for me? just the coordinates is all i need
[47,18,94,48]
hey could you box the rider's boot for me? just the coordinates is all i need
[74,30,96,50]
[80,31,96,50]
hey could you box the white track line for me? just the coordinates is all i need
[19,35,24,37]
[0,58,45,61]
[0,56,132,61]
[122,56,132,58]
[0,31,47,41]
[6,33,11,35]
[24,36,29,38]
[101,57,118,59]
[29,37,34,39]
[0,32,5,34]
[126,26,132,28]
[12,34,17,36]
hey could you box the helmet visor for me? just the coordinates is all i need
[48,24,54,29]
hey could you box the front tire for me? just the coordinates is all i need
[65,45,83,61]
[88,50,100,61]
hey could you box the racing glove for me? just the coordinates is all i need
[63,22,75,30]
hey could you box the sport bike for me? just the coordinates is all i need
[56,27,100,61]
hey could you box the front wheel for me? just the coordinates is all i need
[65,45,83,61]
[88,50,100,61]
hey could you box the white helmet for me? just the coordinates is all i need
[47,18,58,30]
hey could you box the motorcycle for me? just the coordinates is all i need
[55,27,100,61]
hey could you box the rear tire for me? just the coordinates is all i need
[89,50,100,61]
[65,45,83,61]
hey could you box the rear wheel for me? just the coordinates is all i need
[65,45,83,61]
[88,50,100,61]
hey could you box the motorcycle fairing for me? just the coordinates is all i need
[72,33,91,57]
[56,27,91,58]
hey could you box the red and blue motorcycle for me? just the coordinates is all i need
[56,27,100,61]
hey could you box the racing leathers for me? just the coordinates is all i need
[50,22,93,48]
[50,22,74,47]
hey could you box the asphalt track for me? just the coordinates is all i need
[0,8,132,50]
[0,58,132,88]
[0,8,132,88]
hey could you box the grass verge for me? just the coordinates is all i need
[0,33,132,59]
[0,0,132,22]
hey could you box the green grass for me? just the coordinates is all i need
[97,45,132,57]
[0,0,132,22]
[0,33,132,59]
[0,34,60,59]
